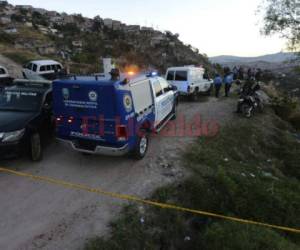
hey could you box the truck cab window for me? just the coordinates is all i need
[153,80,163,97]
[175,71,187,81]
[27,63,33,70]
[159,78,170,92]
[167,71,174,80]
[32,64,37,72]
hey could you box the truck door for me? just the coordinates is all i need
[151,79,165,126]
[158,77,174,117]
[152,78,174,127]
[23,63,33,78]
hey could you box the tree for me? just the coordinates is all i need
[260,0,300,52]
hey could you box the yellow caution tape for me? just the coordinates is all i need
[0,167,299,234]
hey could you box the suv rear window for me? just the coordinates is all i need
[175,71,187,81]
[167,71,174,80]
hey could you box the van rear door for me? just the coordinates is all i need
[171,70,188,93]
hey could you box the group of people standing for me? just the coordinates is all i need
[213,66,263,98]
[213,67,234,98]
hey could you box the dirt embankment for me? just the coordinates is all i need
[0,54,23,78]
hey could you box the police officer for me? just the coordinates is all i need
[213,73,223,98]
[110,68,120,81]
[224,72,234,97]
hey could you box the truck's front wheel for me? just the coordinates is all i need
[30,133,43,162]
[132,133,149,160]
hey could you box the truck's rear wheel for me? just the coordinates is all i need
[132,133,149,160]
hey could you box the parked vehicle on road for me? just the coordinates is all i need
[166,66,213,100]
[22,60,63,80]
[53,71,179,159]
[0,66,13,90]
[0,79,54,161]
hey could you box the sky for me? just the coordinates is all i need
[9,0,288,57]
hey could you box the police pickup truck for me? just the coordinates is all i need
[53,72,178,159]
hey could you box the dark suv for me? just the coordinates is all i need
[0,80,54,161]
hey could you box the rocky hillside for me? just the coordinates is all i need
[0,1,212,74]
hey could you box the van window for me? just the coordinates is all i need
[32,64,37,72]
[175,71,187,81]
[40,66,46,72]
[0,68,6,75]
[153,80,163,97]
[46,65,51,71]
[167,71,174,80]
[57,65,62,70]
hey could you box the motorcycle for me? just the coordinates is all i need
[237,83,264,118]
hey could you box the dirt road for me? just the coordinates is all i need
[0,97,236,250]
[0,54,23,78]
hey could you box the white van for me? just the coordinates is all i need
[166,66,213,97]
[22,60,63,80]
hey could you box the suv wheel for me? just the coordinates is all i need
[132,133,149,160]
[30,133,42,161]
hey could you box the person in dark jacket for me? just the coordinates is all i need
[224,72,234,97]
[213,74,223,98]
[110,68,120,81]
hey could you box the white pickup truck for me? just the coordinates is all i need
[166,66,213,99]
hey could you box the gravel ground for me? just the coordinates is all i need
[0,97,236,250]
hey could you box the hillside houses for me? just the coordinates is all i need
[15,5,33,10]
[0,2,208,71]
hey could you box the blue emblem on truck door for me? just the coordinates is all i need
[123,94,133,112]
[88,91,98,102]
